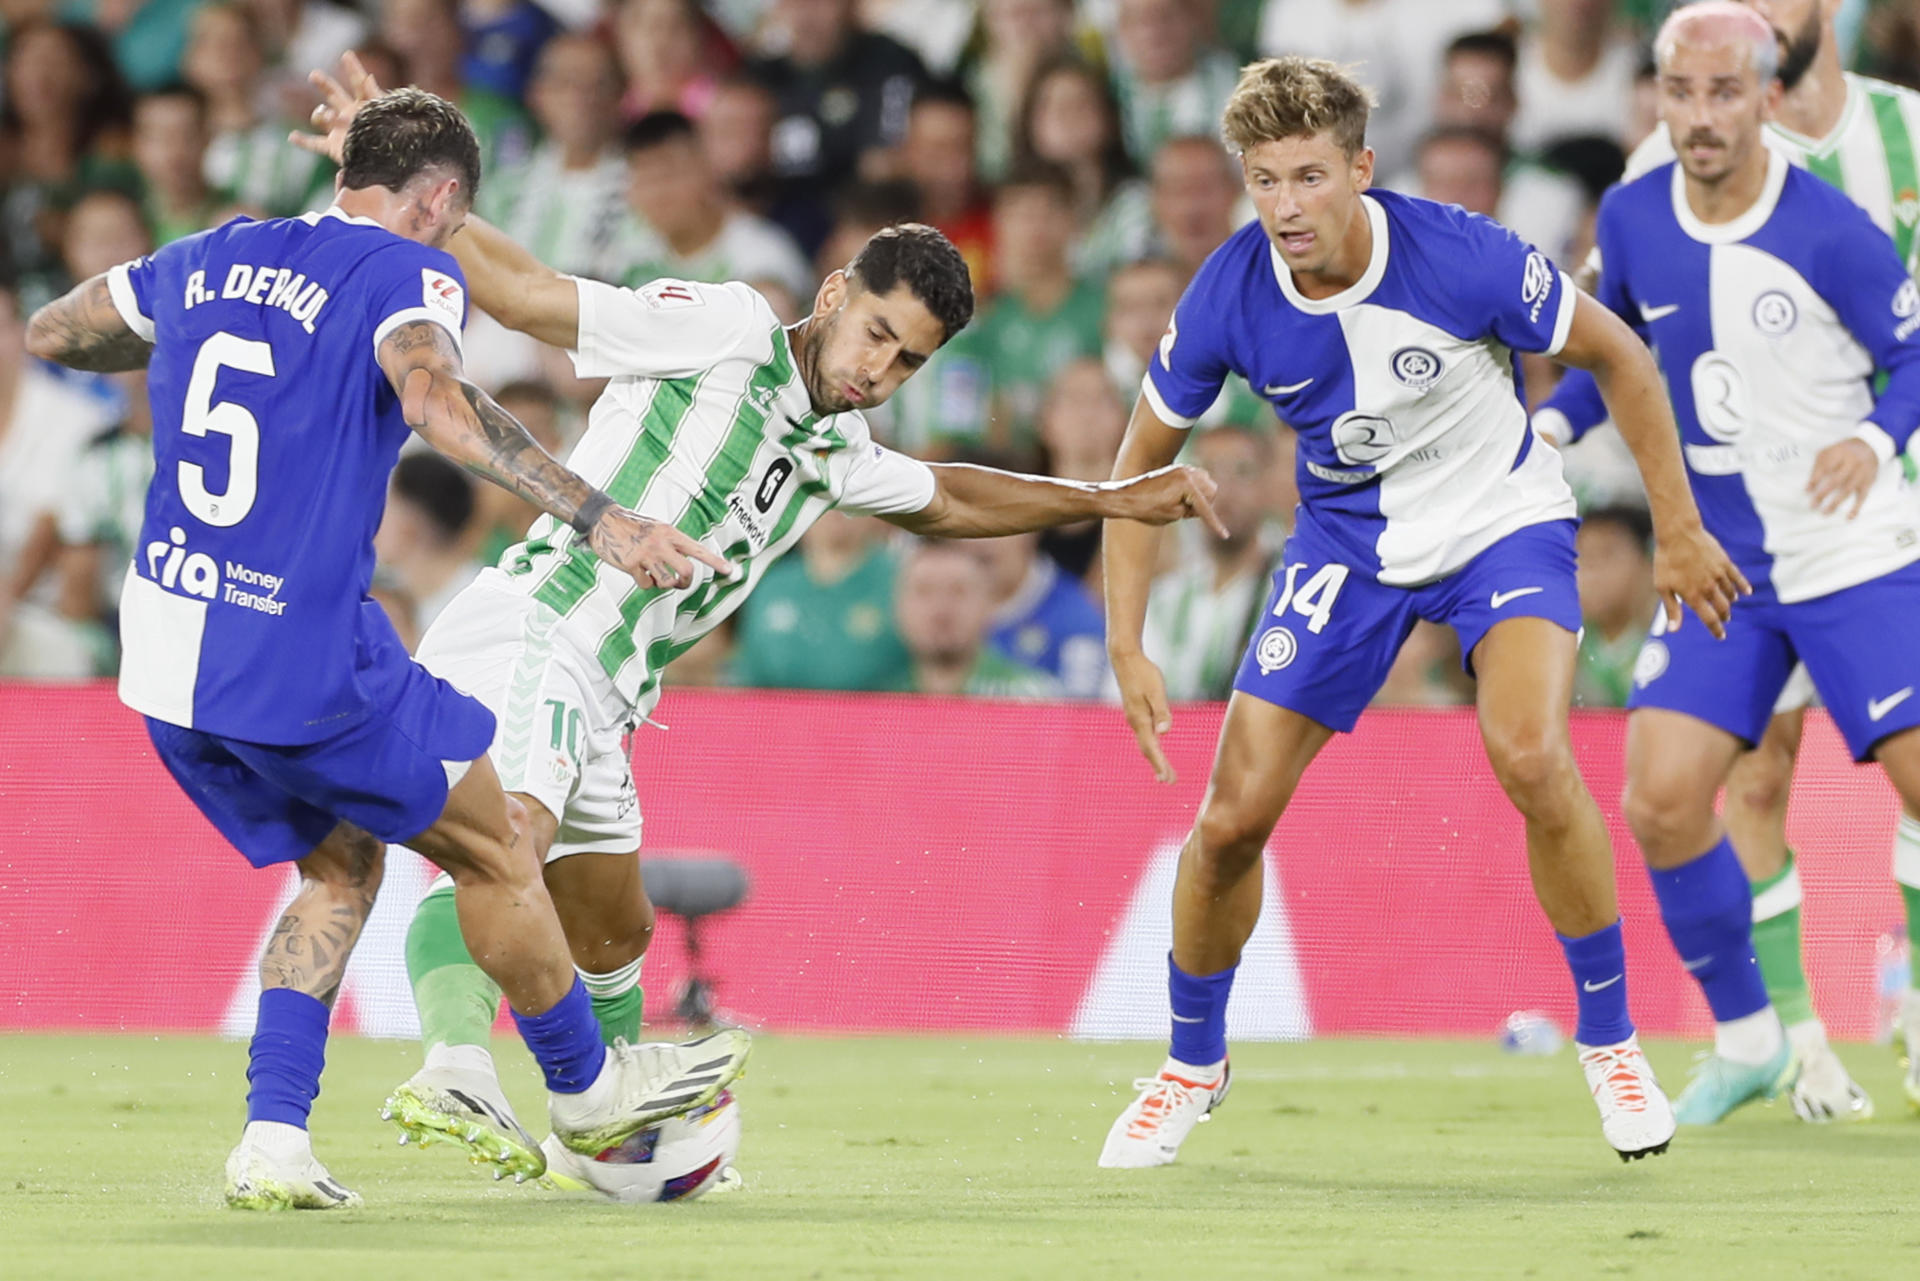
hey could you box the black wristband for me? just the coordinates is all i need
[571,491,615,538]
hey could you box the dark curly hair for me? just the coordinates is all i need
[845,222,973,345]
[341,88,482,207]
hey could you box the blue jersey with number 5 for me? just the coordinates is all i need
[107,208,469,744]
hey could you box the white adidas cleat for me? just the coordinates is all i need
[1577,1036,1676,1162]
[384,1048,545,1182]
[1097,1057,1230,1169]
[549,1030,752,1157]
[224,1122,361,1210]
[1788,1022,1873,1122]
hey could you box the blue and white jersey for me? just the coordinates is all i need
[107,208,470,743]
[1145,190,1578,586]
[1593,152,1920,602]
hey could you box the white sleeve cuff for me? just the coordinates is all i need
[1139,372,1199,429]
[106,262,155,342]
[370,307,463,358]
[1532,407,1572,448]
[1544,271,1577,358]
[1853,422,1899,465]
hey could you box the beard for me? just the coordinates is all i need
[1776,7,1822,91]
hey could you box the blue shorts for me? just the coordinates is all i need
[147,656,495,868]
[1627,560,1920,761]
[1232,517,1582,732]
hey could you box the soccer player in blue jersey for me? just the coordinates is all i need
[24,88,753,1208]
[1583,3,1920,1123]
[1098,55,1749,1168]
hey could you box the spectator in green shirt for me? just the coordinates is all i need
[132,87,226,246]
[185,3,334,217]
[967,161,1106,454]
[734,512,912,692]
[1574,505,1657,709]
[890,539,1058,698]
[481,33,631,278]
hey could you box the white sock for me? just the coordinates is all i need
[241,1119,312,1160]
[425,1041,500,1080]
[1715,1006,1785,1067]
[562,1046,617,1108]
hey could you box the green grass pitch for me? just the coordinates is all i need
[2,1034,1916,1280]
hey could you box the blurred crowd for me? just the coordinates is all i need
[5,0,1920,705]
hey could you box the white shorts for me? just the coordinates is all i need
[414,568,641,863]
[1771,663,1818,716]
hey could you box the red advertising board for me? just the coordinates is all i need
[0,684,1903,1040]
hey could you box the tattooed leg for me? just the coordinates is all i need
[260,823,385,1006]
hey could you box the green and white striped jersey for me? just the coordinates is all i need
[1627,73,1920,272]
[495,277,938,716]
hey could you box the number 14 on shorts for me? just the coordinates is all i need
[1271,562,1350,635]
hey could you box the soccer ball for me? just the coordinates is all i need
[549,1090,742,1204]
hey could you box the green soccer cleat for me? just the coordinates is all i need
[1673,1042,1799,1126]
[383,1062,546,1184]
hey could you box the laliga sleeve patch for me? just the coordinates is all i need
[421,268,465,327]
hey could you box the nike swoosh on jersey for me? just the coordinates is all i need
[1681,954,1713,972]
[1638,302,1681,323]
[1869,688,1915,722]
[1582,975,1624,992]
[1490,587,1545,609]
[1263,378,1314,396]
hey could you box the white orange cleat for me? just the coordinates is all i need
[1097,1058,1230,1169]
[1578,1035,1676,1162]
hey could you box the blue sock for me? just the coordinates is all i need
[1168,953,1235,1066]
[246,988,330,1128]
[1557,920,1634,1045]
[511,978,609,1094]
[1648,836,1770,1023]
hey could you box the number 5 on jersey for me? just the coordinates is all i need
[1271,561,1350,634]
[182,331,274,527]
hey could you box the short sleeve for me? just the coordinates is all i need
[1459,216,1577,357]
[1143,268,1234,428]
[570,277,765,380]
[1812,197,1920,455]
[107,256,158,342]
[367,246,468,356]
[836,440,937,517]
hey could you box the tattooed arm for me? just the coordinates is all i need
[376,319,733,588]
[26,274,154,373]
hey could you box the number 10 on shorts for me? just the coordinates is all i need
[1271,562,1349,635]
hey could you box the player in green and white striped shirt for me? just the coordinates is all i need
[368,215,1225,1195]
[1580,0,1919,1118]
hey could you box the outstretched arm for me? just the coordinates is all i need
[376,319,731,588]
[26,274,153,372]
[1101,400,1195,783]
[885,460,1225,539]
[1556,291,1748,635]
[292,52,580,348]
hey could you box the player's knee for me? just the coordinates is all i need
[1726,751,1792,821]
[1193,800,1275,883]
[1484,726,1575,813]
[1621,776,1701,860]
[302,824,385,907]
